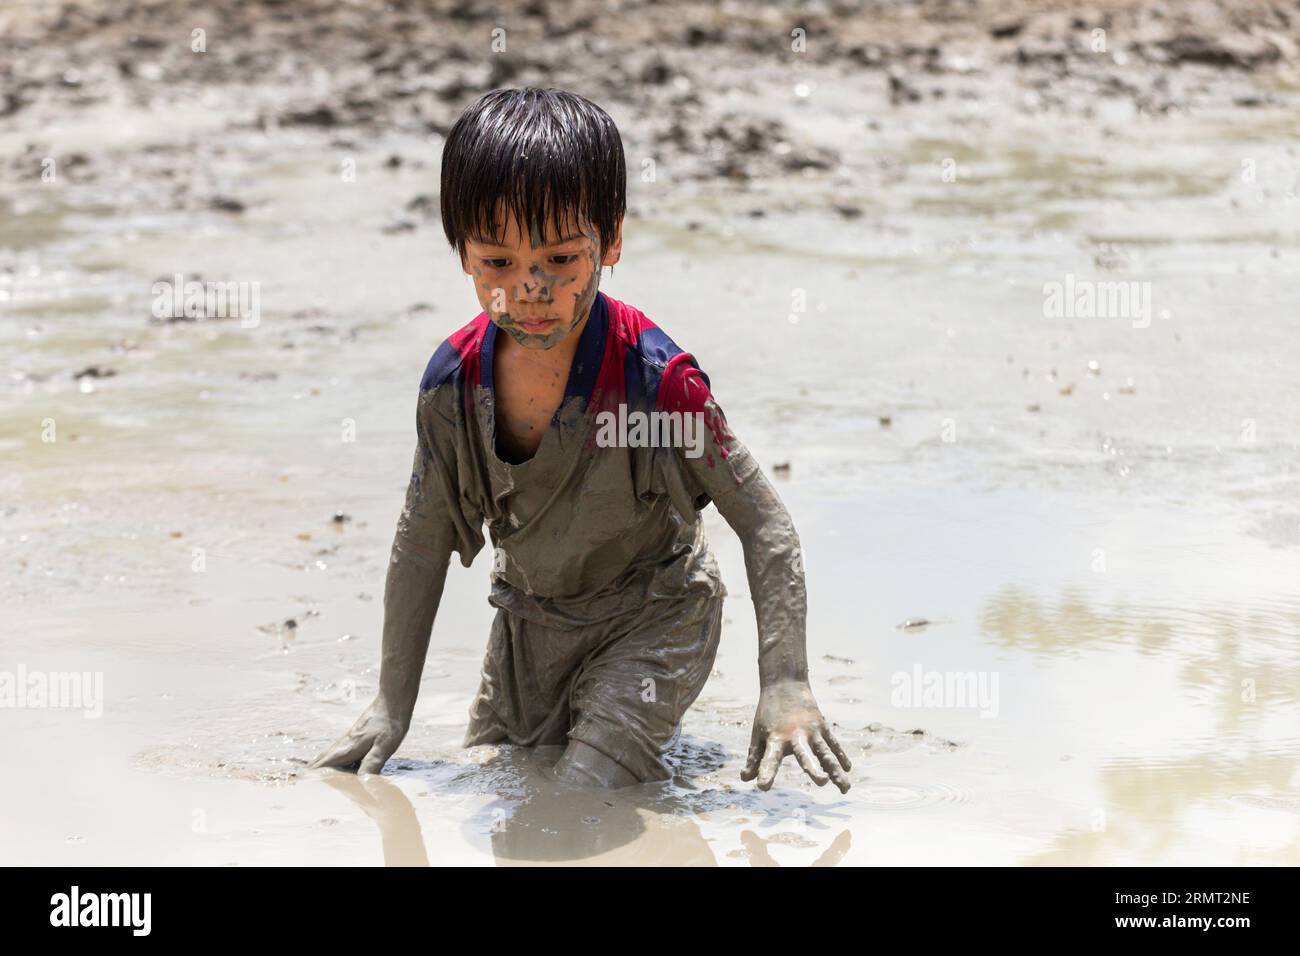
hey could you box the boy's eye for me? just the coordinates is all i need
[550,254,579,265]
[483,258,510,269]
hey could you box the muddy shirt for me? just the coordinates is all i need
[403,291,761,629]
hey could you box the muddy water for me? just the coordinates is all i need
[2,101,1298,864]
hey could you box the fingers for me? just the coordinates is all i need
[358,739,395,775]
[740,731,765,781]
[308,732,372,772]
[810,734,852,793]
[743,716,853,793]
[822,725,852,773]
[793,735,830,787]
[755,737,784,791]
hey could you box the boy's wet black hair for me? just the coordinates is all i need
[440,88,626,258]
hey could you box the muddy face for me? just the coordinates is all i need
[462,208,622,350]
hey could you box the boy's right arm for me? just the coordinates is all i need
[309,394,458,774]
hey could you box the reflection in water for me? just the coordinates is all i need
[980,585,1177,654]
[1028,755,1300,865]
[980,586,1300,665]
[979,585,1300,724]
[740,828,851,867]
[980,585,1300,864]
[319,739,855,866]
[320,772,429,867]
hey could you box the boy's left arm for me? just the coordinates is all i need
[668,362,852,792]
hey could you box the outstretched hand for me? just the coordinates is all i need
[308,696,409,775]
[741,680,851,793]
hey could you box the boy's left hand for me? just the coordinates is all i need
[741,680,852,793]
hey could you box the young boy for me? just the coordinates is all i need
[311,88,850,792]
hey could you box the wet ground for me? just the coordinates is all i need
[2,0,1299,864]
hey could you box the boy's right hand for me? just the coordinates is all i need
[308,696,409,774]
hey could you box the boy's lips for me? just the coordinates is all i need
[516,318,558,333]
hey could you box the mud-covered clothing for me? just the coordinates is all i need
[400,291,761,780]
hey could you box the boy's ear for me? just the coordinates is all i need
[601,217,624,268]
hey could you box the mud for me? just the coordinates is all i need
[2,0,1299,864]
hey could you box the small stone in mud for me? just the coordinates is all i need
[1059,383,1074,396]
[384,154,403,169]
[210,196,245,214]
[1026,403,1041,413]
[846,44,886,67]
[1016,37,1069,66]
[331,511,352,525]
[989,18,1024,39]
[887,67,923,105]
[290,307,329,321]
[866,722,883,733]
[684,25,722,47]
[405,193,438,217]
[1162,34,1281,70]
[823,654,854,664]
[909,729,925,736]
[73,365,116,379]
[878,415,892,428]
[282,105,340,127]
[640,56,672,84]
[896,617,931,631]
[781,145,838,172]
[771,461,791,479]
[258,613,309,636]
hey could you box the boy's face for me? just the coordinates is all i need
[462,208,622,351]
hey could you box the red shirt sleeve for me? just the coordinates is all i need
[657,352,760,502]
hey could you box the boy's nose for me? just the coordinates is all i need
[519,278,552,302]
